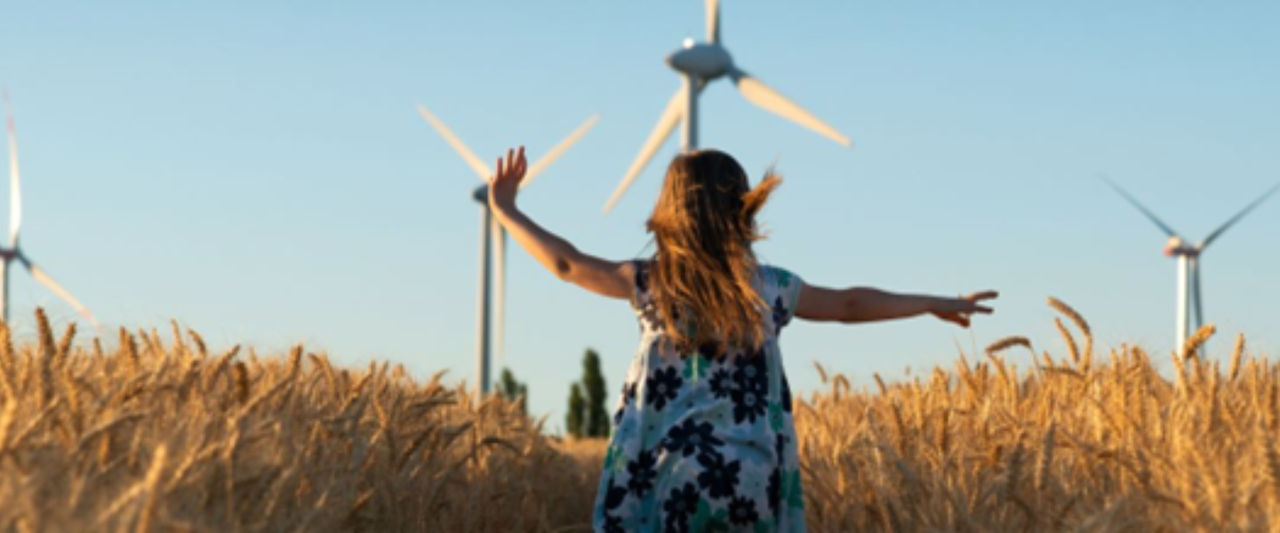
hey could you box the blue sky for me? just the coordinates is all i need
[2,1,1278,431]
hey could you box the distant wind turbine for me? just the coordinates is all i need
[1105,177,1279,354]
[1,90,97,327]
[417,103,597,398]
[602,0,852,212]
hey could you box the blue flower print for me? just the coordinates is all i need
[771,296,790,335]
[604,476,627,511]
[662,482,700,533]
[781,373,792,413]
[696,452,741,500]
[728,496,759,526]
[767,467,781,515]
[615,381,638,425]
[663,418,724,459]
[602,514,625,533]
[708,368,732,399]
[645,367,682,411]
[732,353,767,392]
[627,448,657,496]
[731,385,767,425]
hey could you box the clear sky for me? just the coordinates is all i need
[2,1,1278,432]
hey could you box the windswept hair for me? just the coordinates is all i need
[645,149,781,354]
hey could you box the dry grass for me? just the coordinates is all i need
[797,298,1280,532]
[4,299,1279,532]
[0,309,596,532]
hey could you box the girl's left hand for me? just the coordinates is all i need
[489,146,527,212]
[930,291,998,328]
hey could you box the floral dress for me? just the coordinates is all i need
[592,261,806,533]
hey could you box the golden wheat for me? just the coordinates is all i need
[4,299,1279,532]
[795,298,1280,532]
[0,310,597,532]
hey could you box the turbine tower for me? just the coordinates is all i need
[1,90,97,327]
[417,104,597,399]
[1106,177,1279,355]
[603,0,852,212]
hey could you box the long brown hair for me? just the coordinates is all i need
[645,149,780,353]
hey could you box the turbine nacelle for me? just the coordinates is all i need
[666,42,732,80]
[602,0,853,213]
[1163,236,1198,257]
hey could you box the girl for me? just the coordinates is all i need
[488,146,996,532]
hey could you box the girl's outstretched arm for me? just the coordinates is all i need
[487,146,633,299]
[795,282,997,328]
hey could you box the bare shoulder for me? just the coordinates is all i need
[568,254,635,300]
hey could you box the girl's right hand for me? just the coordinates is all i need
[929,291,998,328]
[489,146,527,213]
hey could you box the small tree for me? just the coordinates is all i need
[566,348,610,439]
[581,349,609,438]
[566,383,585,438]
[496,367,528,414]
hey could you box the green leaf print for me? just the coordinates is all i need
[612,446,629,473]
[754,518,776,533]
[784,468,805,509]
[601,443,628,474]
[768,402,784,433]
[682,354,710,383]
[601,443,614,471]
[691,499,730,533]
[773,268,792,288]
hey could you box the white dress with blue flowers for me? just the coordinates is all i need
[592,261,806,533]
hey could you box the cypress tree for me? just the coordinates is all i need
[566,383,585,438]
[496,367,528,414]
[581,349,609,438]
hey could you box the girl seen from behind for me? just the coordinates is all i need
[488,146,996,532]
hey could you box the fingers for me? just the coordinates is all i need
[969,290,999,301]
[492,146,528,184]
[962,290,997,314]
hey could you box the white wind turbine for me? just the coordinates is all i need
[602,0,852,212]
[417,104,597,398]
[1,90,97,327]
[1106,177,1280,355]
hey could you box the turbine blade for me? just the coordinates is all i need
[603,87,685,213]
[1192,260,1203,330]
[1100,176,1182,238]
[491,219,506,368]
[521,114,599,189]
[3,89,22,248]
[20,256,98,328]
[416,103,491,181]
[707,0,721,44]
[1200,182,1280,249]
[729,68,851,147]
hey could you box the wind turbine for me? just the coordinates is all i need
[1105,177,1280,355]
[1,90,97,328]
[602,0,852,212]
[417,103,597,399]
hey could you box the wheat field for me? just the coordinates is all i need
[0,300,1276,532]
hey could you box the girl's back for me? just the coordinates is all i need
[485,145,994,533]
[594,261,805,532]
